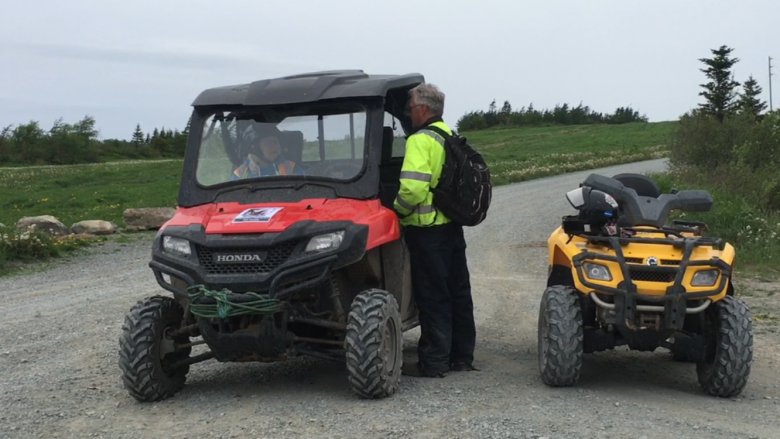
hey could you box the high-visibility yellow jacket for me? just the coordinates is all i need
[393,119,452,227]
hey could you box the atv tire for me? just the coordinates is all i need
[696,296,753,397]
[345,289,402,399]
[118,296,192,402]
[538,285,584,387]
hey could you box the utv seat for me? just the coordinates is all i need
[279,130,305,165]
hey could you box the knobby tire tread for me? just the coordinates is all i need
[118,296,191,402]
[539,285,584,387]
[697,296,753,397]
[345,289,401,399]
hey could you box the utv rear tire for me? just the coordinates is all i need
[696,296,753,397]
[538,285,584,387]
[345,289,402,399]
[118,296,192,402]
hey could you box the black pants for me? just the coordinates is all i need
[403,222,475,374]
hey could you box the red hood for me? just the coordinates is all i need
[162,198,400,248]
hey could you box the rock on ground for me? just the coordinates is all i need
[71,220,120,235]
[15,215,72,236]
[123,207,176,231]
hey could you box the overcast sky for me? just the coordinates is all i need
[1,0,777,140]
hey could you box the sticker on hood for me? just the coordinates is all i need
[232,207,283,223]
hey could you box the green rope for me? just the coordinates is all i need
[186,284,285,319]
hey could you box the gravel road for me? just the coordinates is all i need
[1,158,778,439]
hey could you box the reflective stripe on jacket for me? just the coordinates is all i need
[393,120,452,227]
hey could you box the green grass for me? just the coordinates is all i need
[466,121,675,156]
[468,122,675,184]
[0,160,183,229]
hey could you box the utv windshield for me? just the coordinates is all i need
[195,103,368,187]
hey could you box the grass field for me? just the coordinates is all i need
[470,121,674,184]
[0,160,183,229]
[0,122,675,229]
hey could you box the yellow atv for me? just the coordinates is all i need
[538,172,753,397]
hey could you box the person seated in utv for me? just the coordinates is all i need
[231,135,304,179]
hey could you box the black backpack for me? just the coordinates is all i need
[425,125,492,227]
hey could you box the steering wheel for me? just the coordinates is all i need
[321,162,363,178]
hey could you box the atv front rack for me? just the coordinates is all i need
[570,233,731,331]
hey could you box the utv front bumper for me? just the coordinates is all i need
[572,234,731,332]
[149,221,368,300]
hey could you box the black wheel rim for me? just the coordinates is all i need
[383,317,399,375]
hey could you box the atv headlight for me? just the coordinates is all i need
[162,236,192,257]
[305,231,345,253]
[583,262,612,281]
[691,269,719,286]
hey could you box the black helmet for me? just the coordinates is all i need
[564,186,619,230]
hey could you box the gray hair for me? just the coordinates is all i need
[409,83,445,117]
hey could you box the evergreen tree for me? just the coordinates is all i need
[182,117,191,137]
[737,75,767,119]
[131,124,144,146]
[698,45,741,122]
[488,99,497,114]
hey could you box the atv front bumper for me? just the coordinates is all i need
[572,235,731,332]
[149,221,368,300]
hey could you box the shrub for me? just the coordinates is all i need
[0,226,100,273]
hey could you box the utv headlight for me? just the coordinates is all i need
[691,269,719,286]
[305,231,345,253]
[162,236,192,257]
[583,263,612,281]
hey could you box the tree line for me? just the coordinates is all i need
[668,44,780,211]
[455,100,649,132]
[0,118,190,166]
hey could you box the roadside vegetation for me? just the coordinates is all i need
[0,227,100,275]
[647,45,780,275]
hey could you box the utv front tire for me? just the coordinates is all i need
[696,296,753,397]
[118,296,192,402]
[538,285,584,387]
[345,289,402,399]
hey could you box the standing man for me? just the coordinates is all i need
[394,83,477,378]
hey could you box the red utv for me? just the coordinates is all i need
[118,70,424,401]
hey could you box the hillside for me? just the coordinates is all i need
[0,122,675,228]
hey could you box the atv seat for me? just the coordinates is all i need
[612,173,660,198]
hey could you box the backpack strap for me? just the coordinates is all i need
[423,124,454,141]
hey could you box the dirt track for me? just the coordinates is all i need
[1,159,779,439]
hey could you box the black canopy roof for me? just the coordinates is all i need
[191,70,425,107]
